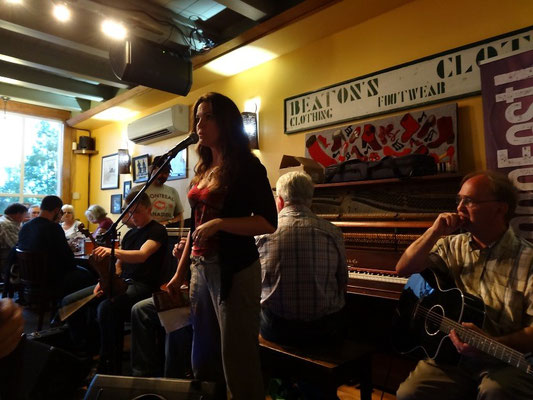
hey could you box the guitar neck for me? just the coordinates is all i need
[78,223,97,247]
[439,316,532,375]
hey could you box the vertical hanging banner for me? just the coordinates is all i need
[481,49,533,239]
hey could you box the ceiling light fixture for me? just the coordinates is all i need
[92,106,138,121]
[205,46,277,76]
[53,4,71,22]
[101,20,127,40]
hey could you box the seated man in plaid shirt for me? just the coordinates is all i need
[256,171,348,346]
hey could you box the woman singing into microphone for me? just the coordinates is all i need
[166,92,277,399]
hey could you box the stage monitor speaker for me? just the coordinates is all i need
[84,375,221,400]
[109,37,192,96]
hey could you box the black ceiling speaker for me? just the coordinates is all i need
[109,37,192,96]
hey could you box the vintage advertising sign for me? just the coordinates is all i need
[305,103,458,170]
[285,26,533,134]
[481,49,533,239]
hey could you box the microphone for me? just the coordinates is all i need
[165,132,199,159]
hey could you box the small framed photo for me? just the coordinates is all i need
[101,153,119,190]
[123,180,132,198]
[110,194,122,214]
[168,149,187,181]
[133,154,149,183]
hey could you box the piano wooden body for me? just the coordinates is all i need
[311,173,462,391]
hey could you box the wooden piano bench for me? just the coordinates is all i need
[259,335,374,400]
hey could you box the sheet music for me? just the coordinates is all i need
[153,290,191,333]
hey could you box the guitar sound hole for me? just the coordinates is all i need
[425,304,444,336]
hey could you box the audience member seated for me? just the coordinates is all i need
[15,196,94,298]
[256,171,348,346]
[0,203,27,280]
[25,204,40,223]
[61,204,83,252]
[130,239,192,378]
[62,191,168,373]
[85,204,113,239]
[133,155,184,227]
[395,171,533,400]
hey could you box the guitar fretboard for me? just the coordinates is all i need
[415,304,533,375]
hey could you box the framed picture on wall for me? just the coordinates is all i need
[101,153,119,190]
[110,194,122,214]
[133,154,149,183]
[168,149,187,181]
[123,180,132,198]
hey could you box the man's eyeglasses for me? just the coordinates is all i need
[455,196,498,207]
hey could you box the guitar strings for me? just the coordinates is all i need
[414,304,530,370]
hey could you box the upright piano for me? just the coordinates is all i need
[311,173,462,391]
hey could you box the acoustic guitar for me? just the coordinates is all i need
[77,223,127,297]
[392,269,533,376]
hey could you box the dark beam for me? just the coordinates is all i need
[75,98,92,112]
[0,27,130,89]
[0,60,118,101]
[0,82,89,111]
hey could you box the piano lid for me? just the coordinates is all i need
[312,173,461,219]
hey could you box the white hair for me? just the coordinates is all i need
[276,171,314,207]
[61,204,74,214]
[85,204,107,222]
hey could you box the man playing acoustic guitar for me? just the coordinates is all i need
[61,190,167,374]
[396,171,533,400]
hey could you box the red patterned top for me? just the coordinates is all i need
[188,184,225,257]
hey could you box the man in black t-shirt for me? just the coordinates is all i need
[62,191,167,373]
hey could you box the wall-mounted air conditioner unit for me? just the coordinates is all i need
[127,104,189,144]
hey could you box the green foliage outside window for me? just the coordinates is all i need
[0,116,62,214]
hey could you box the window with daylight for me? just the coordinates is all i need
[0,112,63,213]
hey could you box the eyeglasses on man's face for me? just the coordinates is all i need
[455,195,498,207]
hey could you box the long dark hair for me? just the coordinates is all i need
[191,92,251,190]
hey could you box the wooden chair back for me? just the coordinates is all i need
[15,248,55,330]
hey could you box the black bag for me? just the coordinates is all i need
[324,154,437,183]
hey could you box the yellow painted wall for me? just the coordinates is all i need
[83,0,533,218]
[71,129,91,226]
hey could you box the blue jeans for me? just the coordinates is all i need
[190,255,264,400]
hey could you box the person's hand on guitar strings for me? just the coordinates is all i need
[93,246,112,260]
[93,282,104,298]
[450,322,490,357]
